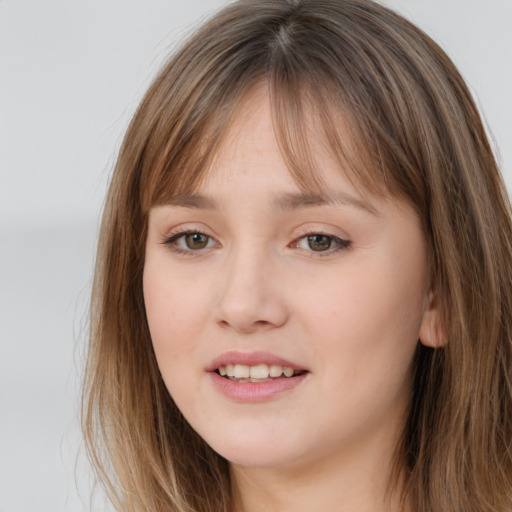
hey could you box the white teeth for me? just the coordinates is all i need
[269,364,283,377]
[283,366,294,377]
[249,364,269,379]
[233,364,250,379]
[217,363,300,379]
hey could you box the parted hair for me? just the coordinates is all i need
[82,1,512,511]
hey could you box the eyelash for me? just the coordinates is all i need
[162,229,217,255]
[291,232,352,256]
[162,230,352,256]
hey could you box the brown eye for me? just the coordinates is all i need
[165,231,216,252]
[307,234,333,251]
[184,233,210,250]
[293,233,351,254]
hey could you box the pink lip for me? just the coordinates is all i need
[206,350,306,372]
[209,371,308,402]
[206,350,309,403]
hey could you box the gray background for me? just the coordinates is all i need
[1,1,511,511]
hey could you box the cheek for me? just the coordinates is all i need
[294,254,426,385]
[301,265,423,334]
[142,264,208,372]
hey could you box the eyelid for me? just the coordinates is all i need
[161,226,220,254]
[159,224,351,256]
[290,230,352,255]
[161,223,216,241]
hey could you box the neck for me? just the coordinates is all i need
[229,419,409,512]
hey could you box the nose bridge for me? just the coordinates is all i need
[215,241,288,332]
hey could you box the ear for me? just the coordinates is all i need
[418,291,447,348]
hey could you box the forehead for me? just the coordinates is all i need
[149,82,393,213]
[196,86,377,212]
[150,86,400,231]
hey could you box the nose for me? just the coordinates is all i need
[214,248,289,333]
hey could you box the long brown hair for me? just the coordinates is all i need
[82,1,512,510]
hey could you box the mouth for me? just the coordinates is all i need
[215,363,307,383]
[208,353,309,401]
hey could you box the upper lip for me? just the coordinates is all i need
[206,350,307,372]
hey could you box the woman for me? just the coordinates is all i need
[82,1,512,510]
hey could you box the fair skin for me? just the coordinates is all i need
[143,87,440,512]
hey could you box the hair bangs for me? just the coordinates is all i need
[140,88,243,213]
[145,76,400,216]
[140,0,429,221]
[267,56,415,213]
[263,12,434,221]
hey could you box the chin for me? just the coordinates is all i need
[198,424,310,469]
[220,447,301,469]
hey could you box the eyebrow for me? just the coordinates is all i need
[161,194,218,209]
[161,191,379,216]
[271,191,379,216]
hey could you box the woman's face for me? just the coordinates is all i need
[143,88,433,472]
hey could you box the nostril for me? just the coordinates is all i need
[217,318,275,334]
[214,279,289,331]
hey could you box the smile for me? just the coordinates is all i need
[207,351,309,401]
[216,363,305,381]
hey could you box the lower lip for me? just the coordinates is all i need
[209,371,308,402]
